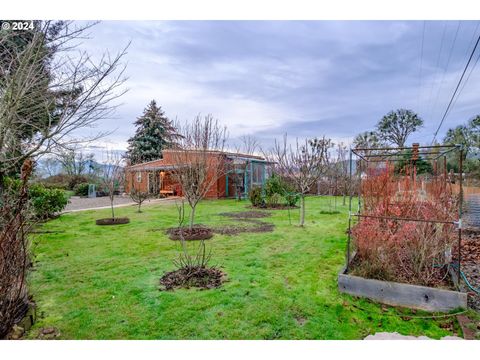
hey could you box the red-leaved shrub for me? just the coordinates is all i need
[351,162,458,286]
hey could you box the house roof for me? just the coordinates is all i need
[162,149,265,160]
[126,149,268,171]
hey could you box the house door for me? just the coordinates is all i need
[148,172,160,194]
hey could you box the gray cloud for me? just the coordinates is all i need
[75,20,480,150]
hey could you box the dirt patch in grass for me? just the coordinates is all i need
[219,211,271,219]
[166,225,213,240]
[213,220,275,235]
[159,266,226,290]
[319,210,341,215]
[248,205,299,210]
[95,217,130,225]
[36,327,61,340]
[215,212,275,235]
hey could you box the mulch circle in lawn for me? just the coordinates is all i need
[95,217,130,225]
[216,211,275,235]
[159,266,226,291]
[167,225,214,240]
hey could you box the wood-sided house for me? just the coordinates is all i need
[125,149,271,199]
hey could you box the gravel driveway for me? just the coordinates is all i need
[64,195,177,212]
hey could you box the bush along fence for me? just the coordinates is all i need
[339,144,468,311]
[248,173,300,209]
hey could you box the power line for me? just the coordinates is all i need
[416,21,426,113]
[425,21,447,117]
[449,44,480,117]
[431,32,480,144]
[449,23,480,115]
[428,21,461,124]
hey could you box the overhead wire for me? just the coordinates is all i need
[448,21,480,117]
[431,30,480,144]
[416,21,426,113]
[424,21,448,119]
[428,21,461,125]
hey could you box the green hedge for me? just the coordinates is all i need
[29,183,69,219]
[74,182,90,196]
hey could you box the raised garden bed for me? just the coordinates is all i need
[95,217,130,225]
[338,257,468,312]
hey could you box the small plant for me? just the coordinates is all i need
[128,172,149,213]
[284,191,300,207]
[249,186,264,207]
[129,187,150,213]
[66,175,91,191]
[264,173,284,198]
[265,192,282,207]
[73,182,90,196]
[159,200,225,290]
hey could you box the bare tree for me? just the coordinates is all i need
[228,135,259,200]
[172,199,211,270]
[269,135,331,226]
[128,171,149,213]
[56,146,95,176]
[0,21,128,177]
[170,114,228,228]
[37,155,61,178]
[0,21,127,337]
[328,142,351,206]
[100,150,125,219]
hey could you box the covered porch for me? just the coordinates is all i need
[127,165,181,198]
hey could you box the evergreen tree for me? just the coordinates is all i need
[0,21,72,176]
[126,100,179,164]
[395,150,432,175]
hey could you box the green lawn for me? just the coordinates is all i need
[27,196,463,339]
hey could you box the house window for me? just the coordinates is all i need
[136,172,142,182]
[251,163,264,185]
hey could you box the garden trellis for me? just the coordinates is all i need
[346,144,464,285]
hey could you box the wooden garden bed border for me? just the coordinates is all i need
[338,261,468,312]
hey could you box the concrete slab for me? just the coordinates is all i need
[364,332,463,340]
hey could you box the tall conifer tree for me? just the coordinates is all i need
[126,100,179,164]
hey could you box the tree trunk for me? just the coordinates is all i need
[138,202,142,213]
[110,197,115,219]
[189,205,196,229]
[299,195,305,226]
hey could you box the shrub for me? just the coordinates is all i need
[264,174,284,198]
[29,184,68,219]
[38,174,69,190]
[265,173,299,207]
[249,186,264,207]
[265,193,282,207]
[39,174,93,191]
[284,191,300,207]
[67,175,90,190]
[74,182,90,196]
[350,165,458,286]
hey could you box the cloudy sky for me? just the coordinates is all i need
[78,20,480,151]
